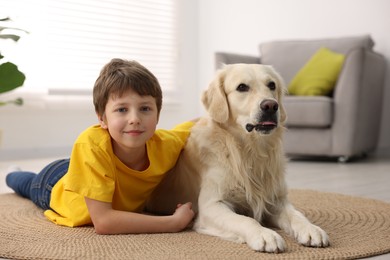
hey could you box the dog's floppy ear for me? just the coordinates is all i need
[275,69,288,124]
[279,96,287,124]
[202,69,229,123]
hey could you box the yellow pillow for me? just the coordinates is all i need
[288,47,345,96]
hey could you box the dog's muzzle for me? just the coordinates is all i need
[246,99,279,133]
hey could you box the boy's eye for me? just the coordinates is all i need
[140,106,151,112]
[117,107,127,113]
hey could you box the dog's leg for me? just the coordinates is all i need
[194,179,286,253]
[275,202,329,247]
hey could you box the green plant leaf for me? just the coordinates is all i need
[0,62,26,93]
[0,97,23,106]
[1,25,29,32]
[0,34,20,41]
[0,17,11,22]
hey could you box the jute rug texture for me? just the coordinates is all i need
[0,189,389,260]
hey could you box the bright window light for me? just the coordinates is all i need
[0,0,178,94]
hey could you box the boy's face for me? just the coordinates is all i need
[99,89,159,159]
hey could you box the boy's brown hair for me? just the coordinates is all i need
[93,59,163,117]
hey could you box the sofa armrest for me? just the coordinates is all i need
[215,52,260,70]
[332,48,386,155]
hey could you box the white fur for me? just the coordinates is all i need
[147,64,329,252]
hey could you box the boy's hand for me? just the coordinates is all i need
[85,197,195,234]
[171,202,195,232]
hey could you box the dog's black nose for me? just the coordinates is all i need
[260,100,279,113]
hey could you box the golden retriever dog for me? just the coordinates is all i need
[147,64,329,253]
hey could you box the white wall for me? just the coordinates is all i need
[198,0,390,154]
[1,0,390,160]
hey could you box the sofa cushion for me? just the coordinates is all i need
[288,47,345,96]
[284,96,333,128]
[259,35,374,84]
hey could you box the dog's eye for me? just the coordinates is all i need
[236,83,249,92]
[267,81,276,90]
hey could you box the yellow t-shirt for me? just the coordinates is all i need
[44,122,193,227]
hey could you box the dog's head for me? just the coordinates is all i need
[202,64,287,135]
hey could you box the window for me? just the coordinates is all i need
[0,0,178,94]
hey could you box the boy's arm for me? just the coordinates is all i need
[85,197,195,234]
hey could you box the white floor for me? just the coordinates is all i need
[1,155,389,259]
[286,155,390,203]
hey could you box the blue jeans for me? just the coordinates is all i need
[6,159,70,210]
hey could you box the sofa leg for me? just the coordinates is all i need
[338,153,368,163]
[338,156,350,163]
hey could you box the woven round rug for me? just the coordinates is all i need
[0,190,389,260]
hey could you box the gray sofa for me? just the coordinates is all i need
[215,35,386,161]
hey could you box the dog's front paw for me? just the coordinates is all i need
[246,228,286,253]
[295,224,329,247]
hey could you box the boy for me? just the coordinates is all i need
[6,59,195,234]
